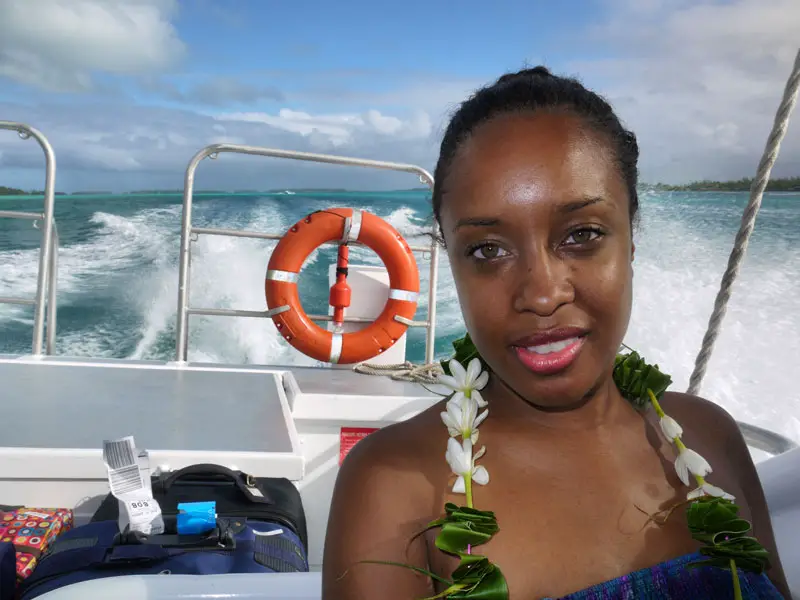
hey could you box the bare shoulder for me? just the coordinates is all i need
[321,403,447,600]
[659,391,753,484]
[659,391,739,436]
[660,391,790,596]
[658,391,749,456]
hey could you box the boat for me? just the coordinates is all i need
[1,53,800,598]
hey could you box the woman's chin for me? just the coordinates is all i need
[493,351,609,411]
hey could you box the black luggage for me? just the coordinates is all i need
[91,463,308,550]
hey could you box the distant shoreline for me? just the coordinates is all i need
[645,177,800,192]
[2,179,800,197]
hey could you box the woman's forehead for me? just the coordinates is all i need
[440,112,627,224]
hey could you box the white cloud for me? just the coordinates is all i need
[0,100,439,192]
[0,0,185,92]
[575,0,800,183]
[2,0,799,189]
[220,110,365,146]
[217,108,433,148]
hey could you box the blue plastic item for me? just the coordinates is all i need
[177,501,216,535]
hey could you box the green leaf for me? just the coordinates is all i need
[612,350,673,408]
[441,333,487,376]
[685,497,771,574]
[425,504,500,555]
[687,498,750,543]
[686,497,742,534]
[446,553,509,599]
[417,504,507,598]
[354,555,509,600]
[691,537,772,573]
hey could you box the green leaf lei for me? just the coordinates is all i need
[364,333,770,600]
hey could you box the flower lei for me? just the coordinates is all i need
[367,333,771,599]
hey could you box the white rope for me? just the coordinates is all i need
[687,48,800,396]
[353,360,443,384]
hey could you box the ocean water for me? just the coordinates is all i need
[1,190,799,443]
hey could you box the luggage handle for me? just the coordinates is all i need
[161,464,242,489]
[116,519,237,552]
[158,464,273,504]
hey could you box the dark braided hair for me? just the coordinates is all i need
[432,66,639,229]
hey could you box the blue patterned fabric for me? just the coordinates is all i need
[549,552,784,599]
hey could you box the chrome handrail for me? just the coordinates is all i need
[45,222,59,355]
[0,121,58,355]
[738,421,798,456]
[175,144,439,364]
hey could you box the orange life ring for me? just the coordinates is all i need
[265,208,420,364]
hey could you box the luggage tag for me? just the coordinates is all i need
[102,436,165,536]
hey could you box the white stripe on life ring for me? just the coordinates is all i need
[329,333,343,364]
[388,289,418,302]
[266,269,299,284]
[342,210,362,243]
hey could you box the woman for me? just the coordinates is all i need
[321,67,790,599]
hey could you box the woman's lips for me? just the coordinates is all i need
[512,332,587,375]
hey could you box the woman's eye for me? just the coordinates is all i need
[471,243,507,260]
[564,228,603,246]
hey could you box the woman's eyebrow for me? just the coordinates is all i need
[453,196,605,230]
[453,217,501,233]
[559,196,605,213]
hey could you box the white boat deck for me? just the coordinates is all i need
[0,354,440,573]
[0,358,295,453]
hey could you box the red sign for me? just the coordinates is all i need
[339,427,379,465]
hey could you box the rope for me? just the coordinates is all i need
[353,360,444,384]
[687,48,800,396]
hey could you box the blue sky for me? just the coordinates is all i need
[0,0,798,192]
[131,0,603,114]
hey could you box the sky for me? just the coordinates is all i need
[0,0,798,193]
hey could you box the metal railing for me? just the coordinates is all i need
[738,421,797,456]
[0,121,59,355]
[175,144,439,363]
[2,129,788,457]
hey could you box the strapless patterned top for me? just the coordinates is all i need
[545,552,785,599]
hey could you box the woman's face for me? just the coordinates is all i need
[438,110,634,410]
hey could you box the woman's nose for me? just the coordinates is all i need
[511,250,574,317]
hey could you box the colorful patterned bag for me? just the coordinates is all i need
[0,507,73,582]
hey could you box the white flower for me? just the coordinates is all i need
[687,482,735,501]
[659,415,683,440]
[445,438,490,494]
[470,389,488,408]
[438,358,489,407]
[674,446,712,487]
[440,393,489,443]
